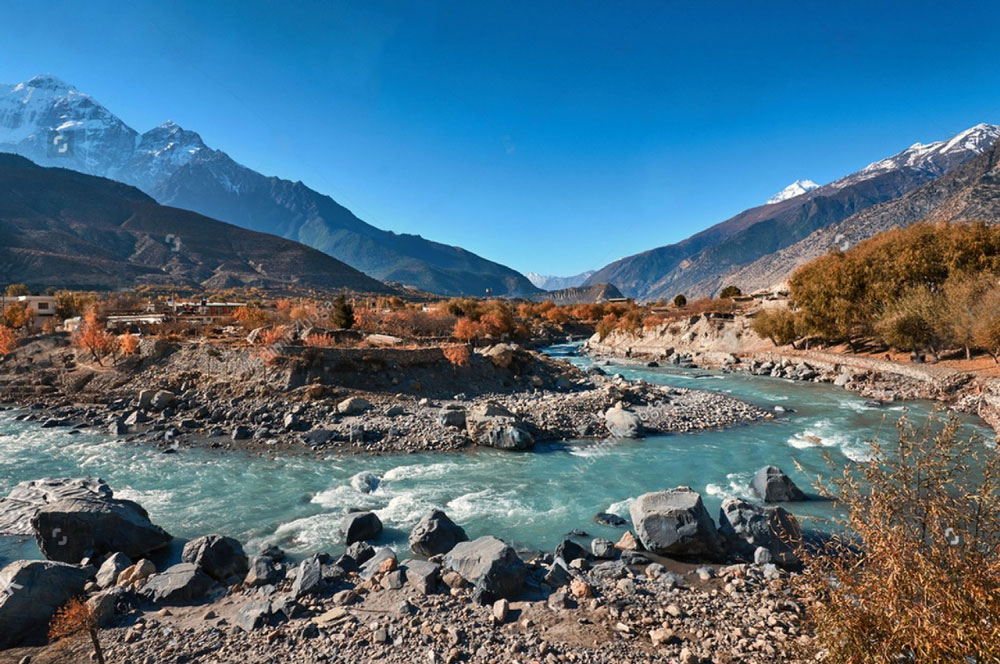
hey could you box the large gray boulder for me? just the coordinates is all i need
[96,552,132,589]
[604,406,644,438]
[750,466,808,502]
[341,511,383,545]
[408,509,468,557]
[0,477,113,535]
[182,535,249,584]
[28,484,172,564]
[244,555,282,588]
[140,563,217,605]
[359,547,398,580]
[291,556,325,598]
[718,497,801,569]
[0,560,89,648]
[465,403,535,451]
[402,559,440,594]
[629,487,724,559]
[443,536,526,601]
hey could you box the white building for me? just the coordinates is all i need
[0,295,58,328]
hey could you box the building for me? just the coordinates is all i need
[0,295,58,328]
[163,300,246,325]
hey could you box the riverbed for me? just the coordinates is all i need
[1,343,992,566]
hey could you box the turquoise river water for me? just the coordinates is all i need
[0,344,992,565]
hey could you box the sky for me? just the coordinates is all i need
[2,1,1000,277]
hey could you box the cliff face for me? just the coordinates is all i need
[586,313,772,360]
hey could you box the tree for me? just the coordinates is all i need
[2,301,33,330]
[673,294,687,307]
[971,287,1000,363]
[942,273,993,359]
[0,325,16,355]
[49,597,106,664]
[118,333,140,357]
[233,304,270,329]
[873,285,946,356]
[330,296,354,330]
[4,283,29,297]
[453,317,484,343]
[74,308,117,365]
[719,285,742,298]
[751,307,797,346]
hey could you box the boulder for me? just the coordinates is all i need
[554,539,588,564]
[750,466,808,502]
[235,599,274,632]
[291,556,325,598]
[116,559,156,588]
[591,538,617,559]
[604,406,644,438]
[244,556,282,588]
[465,402,535,451]
[349,471,381,494]
[718,497,801,569]
[359,548,398,580]
[443,536,526,601]
[629,487,724,559]
[0,477,113,536]
[29,485,172,563]
[341,511,383,545]
[231,425,253,441]
[437,409,467,429]
[408,509,469,557]
[150,390,176,411]
[0,560,89,648]
[181,535,249,583]
[594,512,627,528]
[345,541,376,565]
[96,552,132,588]
[337,397,372,415]
[401,559,440,594]
[139,563,217,605]
[483,344,518,369]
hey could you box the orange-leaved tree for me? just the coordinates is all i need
[74,308,117,365]
[0,325,16,355]
[49,597,106,664]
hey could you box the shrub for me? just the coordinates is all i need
[2,301,33,330]
[719,285,742,298]
[49,597,105,664]
[443,344,471,367]
[233,304,270,329]
[595,313,617,340]
[751,308,798,346]
[118,333,139,357]
[0,325,15,355]
[74,309,117,365]
[796,415,1000,663]
[673,294,687,307]
[4,283,29,297]
[256,327,288,346]
[453,318,484,343]
[330,295,354,329]
[304,333,337,348]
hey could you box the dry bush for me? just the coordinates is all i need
[304,333,337,348]
[795,414,1000,663]
[0,325,16,355]
[233,304,270,329]
[443,344,471,367]
[453,317,485,343]
[74,308,117,365]
[49,597,105,664]
[118,333,139,356]
[256,327,288,346]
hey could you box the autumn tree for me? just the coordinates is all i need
[971,287,1000,362]
[4,283,29,297]
[751,308,798,346]
[49,597,106,664]
[118,333,140,357]
[873,285,947,356]
[233,304,270,329]
[74,309,117,365]
[2,301,33,330]
[0,325,16,355]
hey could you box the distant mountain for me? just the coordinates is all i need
[0,154,393,293]
[585,123,1000,300]
[767,179,819,205]
[529,282,624,305]
[730,136,1000,292]
[525,270,596,291]
[0,75,539,297]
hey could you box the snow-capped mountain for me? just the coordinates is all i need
[0,75,539,297]
[525,270,596,291]
[766,179,819,205]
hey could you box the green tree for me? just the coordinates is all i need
[331,295,355,330]
[673,294,687,307]
[719,285,742,298]
[751,307,798,346]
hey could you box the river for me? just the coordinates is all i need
[0,343,992,566]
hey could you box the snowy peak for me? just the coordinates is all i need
[850,123,1000,183]
[526,270,596,291]
[766,179,819,205]
[19,74,75,92]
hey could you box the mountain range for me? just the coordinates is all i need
[585,123,1000,300]
[0,154,392,293]
[525,270,596,291]
[0,75,538,297]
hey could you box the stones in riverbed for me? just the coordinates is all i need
[337,396,372,415]
[718,497,801,569]
[604,405,644,438]
[140,563,217,605]
[0,560,89,649]
[244,555,282,587]
[341,511,383,545]
[749,466,807,502]
[409,509,468,557]
[594,511,627,527]
[96,551,132,588]
[182,535,249,583]
[591,538,617,559]
[350,471,381,494]
[465,402,534,451]
[629,487,724,559]
[443,536,527,601]
[401,559,440,594]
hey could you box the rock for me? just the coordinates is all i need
[750,466,808,502]
[96,552,132,588]
[443,536,527,601]
[108,418,128,435]
[493,598,509,622]
[231,425,253,441]
[437,409,467,429]
[29,484,172,564]
[244,556,282,588]
[337,397,372,415]
[0,560,89,648]
[140,563,217,605]
[465,402,535,451]
[554,539,588,563]
[409,509,469,557]
[292,556,325,598]
[124,410,150,426]
[718,497,801,568]
[350,471,381,494]
[150,390,176,411]
[235,599,273,632]
[591,538,617,559]
[402,559,440,594]
[629,487,724,559]
[543,560,571,588]
[0,478,114,536]
[346,541,376,565]
[547,590,569,610]
[381,569,406,590]
[360,548,398,580]
[116,559,156,587]
[483,344,518,369]
[754,546,773,565]
[569,577,593,599]
[615,531,640,551]
[604,406,644,438]
[341,511,383,545]
[87,588,121,627]
[594,512,627,527]
[181,535,249,583]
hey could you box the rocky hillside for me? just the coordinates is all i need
[529,282,624,304]
[730,136,1000,292]
[585,124,1000,300]
[0,154,392,292]
[0,75,539,297]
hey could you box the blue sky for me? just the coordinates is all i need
[2,1,1000,277]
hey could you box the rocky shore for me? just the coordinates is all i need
[0,334,767,457]
[0,475,812,664]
